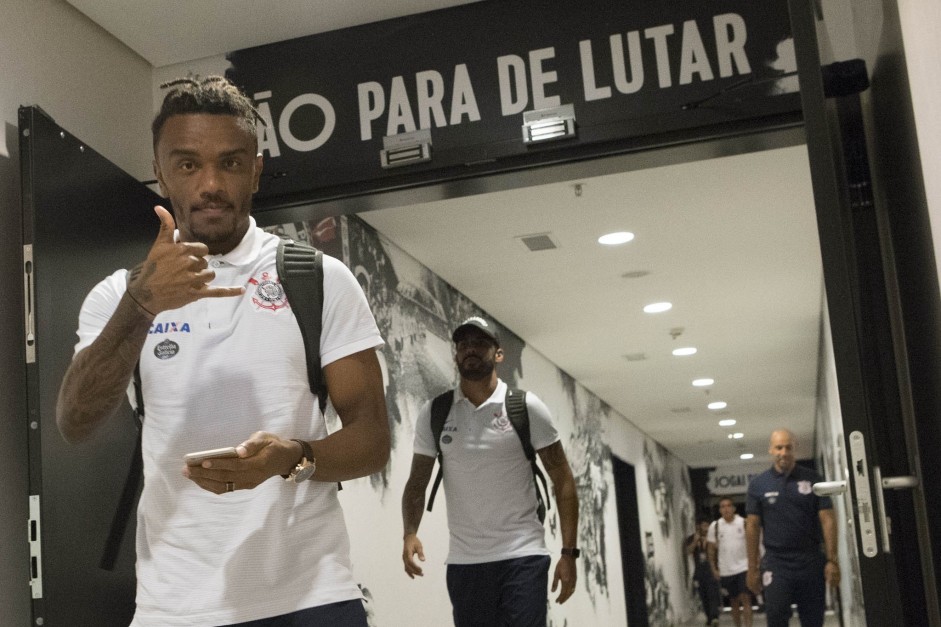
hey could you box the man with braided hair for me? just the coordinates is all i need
[57,76,389,626]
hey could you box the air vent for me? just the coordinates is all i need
[516,233,558,252]
[623,352,646,362]
[621,270,650,279]
[670,407,692,414]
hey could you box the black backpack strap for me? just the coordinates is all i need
[505,388,550,524]
[276,239,326,414]
[100,362,145,570]
[425,390,454,513]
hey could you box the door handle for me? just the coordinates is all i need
[813,480,848,496]
[872,466,919,553]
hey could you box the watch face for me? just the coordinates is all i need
[292,462,316,483]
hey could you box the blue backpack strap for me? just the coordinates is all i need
[505,388,550,524]
[426,390,454,512]
[276,238,326,414]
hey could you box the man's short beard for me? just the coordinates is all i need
[458,360,494,381]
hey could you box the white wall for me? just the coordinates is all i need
[0,1,154,622]
[897,1,941,282]
[320,218,699,626]
[607,405,697,624]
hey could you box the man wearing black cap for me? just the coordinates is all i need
[401,316,579,626]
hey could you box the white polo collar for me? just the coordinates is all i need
[174,217,263,268]
[454,378,507,408]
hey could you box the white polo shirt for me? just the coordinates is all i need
[708,514,749,576]
[74,220,383,626]
[414,379,558,564]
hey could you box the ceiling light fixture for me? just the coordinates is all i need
[644,302,672,313]
[740,453,754,460]
[708,401,727,410]
[692,378,714,387]
[729,432,744,439]
[718,418,737,427]
[672,347,697,356]
[598,231,635,245]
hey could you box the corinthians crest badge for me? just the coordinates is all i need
[249,272,289,311]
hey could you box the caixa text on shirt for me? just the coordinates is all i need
[149,321,191,334]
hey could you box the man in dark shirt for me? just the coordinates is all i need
[745,429,840,627]
[686,516,721,627]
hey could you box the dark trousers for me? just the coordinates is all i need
[762,552,826,627]
[227,599,367,627]
[695,572,722,621]
[446,554,551,627]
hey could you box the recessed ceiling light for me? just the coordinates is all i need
[672,347,697,356]
[708,401,727,410]
[740,453,754,460]
[692,378,714,387]
[718,419,737,427]
[598,231,635,245]
[644,302,672,313]
[728,432,744,439]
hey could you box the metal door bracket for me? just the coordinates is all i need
[23,245,35,364]
[28,495,43,598]
[849,431,878,557]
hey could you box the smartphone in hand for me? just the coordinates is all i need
[183,446,239,465]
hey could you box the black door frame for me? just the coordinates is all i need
[787,0,940,623]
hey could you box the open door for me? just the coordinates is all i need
[20,106,161,626]
[789,2,940,624]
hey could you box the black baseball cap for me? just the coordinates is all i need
[451,316,499,345]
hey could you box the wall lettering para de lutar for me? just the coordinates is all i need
[227,0,798,202]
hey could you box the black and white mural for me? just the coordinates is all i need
[265,215,696,625]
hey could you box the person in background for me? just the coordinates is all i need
[401,316,579,627]
[708,497,753,627]
[746,429,840,627]
[56,76,389,626]
[687,515,722,627]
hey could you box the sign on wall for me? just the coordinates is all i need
[226,0,799,204]
[707,461,770,495]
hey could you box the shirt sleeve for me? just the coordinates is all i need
[319,254,384,366]
[73,269,137,408]
[412,399,437,458]
[525,392,559,451]
[745,478,762,517]
[707,521,717,543]
[74,269,128,355]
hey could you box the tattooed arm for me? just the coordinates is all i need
[56,206,243,442]
[56,287,155,442]
[539,440,579,603]
[401,453,436,578]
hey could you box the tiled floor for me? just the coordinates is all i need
[675,609,841,626]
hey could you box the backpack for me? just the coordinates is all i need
[425,387,550,524]
[100,238,324,570]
